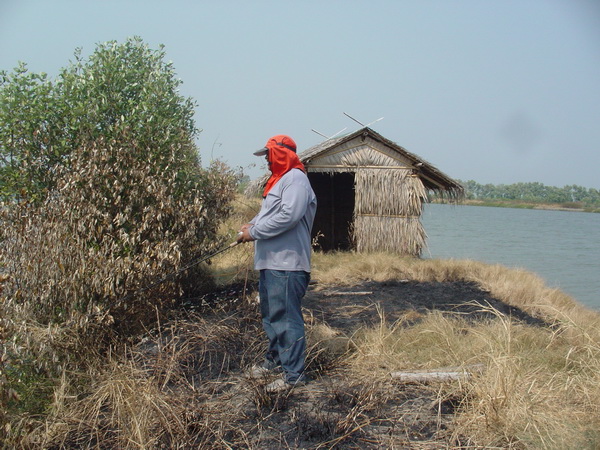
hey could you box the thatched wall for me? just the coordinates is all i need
[354,169,427,255]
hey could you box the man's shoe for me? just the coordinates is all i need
[265,376,306,393]
[265,377,290,393]
[246,364,281,379]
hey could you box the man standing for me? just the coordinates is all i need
[238,135,317,392]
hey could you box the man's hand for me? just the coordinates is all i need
[237,223,255,243]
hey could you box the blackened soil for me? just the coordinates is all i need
[303,279,548,333]
[185,278,546,330]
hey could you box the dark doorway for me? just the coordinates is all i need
[308,172,355,251]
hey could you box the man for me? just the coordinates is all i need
[238,134,317,392]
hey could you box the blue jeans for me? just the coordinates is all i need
[259,269,310,383]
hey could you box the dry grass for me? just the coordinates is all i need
[28,310,266,448]
[348,305,600,447]
[4,198,600,447]
[312,252,595,324]
[204,240,600,447]
[310,253,600,448]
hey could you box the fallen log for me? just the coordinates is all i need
[326,291,373,296]
[390,364,484,383]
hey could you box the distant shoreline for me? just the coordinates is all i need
[434,199,599,213]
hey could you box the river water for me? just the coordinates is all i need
[421,204,600,310]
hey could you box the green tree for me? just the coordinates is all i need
[0,64,63,200]
[0,37,199,202]
[58,38,199,166]
[457,179,600,209]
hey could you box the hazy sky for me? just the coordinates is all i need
[1,0,599,188]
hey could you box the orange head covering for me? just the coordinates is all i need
[258,135,305,197]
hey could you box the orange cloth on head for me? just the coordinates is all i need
[262,136,305,197]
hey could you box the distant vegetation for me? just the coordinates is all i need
[437,180,600,212]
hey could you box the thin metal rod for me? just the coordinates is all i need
[343,112,365,127]
[311,128,329,139]
[366,117,384,127]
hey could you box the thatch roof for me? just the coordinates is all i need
[299,127,463,197]
[247,127,464,199]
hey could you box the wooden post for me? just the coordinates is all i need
[390,364,484,383]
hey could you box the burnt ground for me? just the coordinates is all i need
[60,279,553,448]
[191,278,546,331]
[161,279,548,448]
[303,279,548,332]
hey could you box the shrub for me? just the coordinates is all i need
[0,37,199,203]
[0,36,240,441]
[1,132,237,338]
[0,37,239,374]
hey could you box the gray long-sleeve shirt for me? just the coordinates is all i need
[249,169,317,272]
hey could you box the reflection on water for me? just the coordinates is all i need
[421,204,600,310]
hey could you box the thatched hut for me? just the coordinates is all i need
[249,127,463,256]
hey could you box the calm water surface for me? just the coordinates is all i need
[421,204,600,310]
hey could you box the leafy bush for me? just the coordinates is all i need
[0,38,238,369]
[0,65,59,201]
[3,133,235,327]
[0,145,238,442]
[0,37,199,203]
